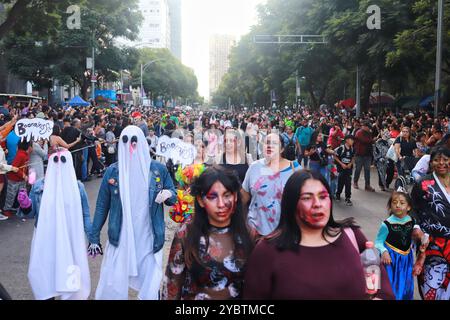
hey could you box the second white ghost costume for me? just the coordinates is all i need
[28,150,91,300]
[95,126,164,300]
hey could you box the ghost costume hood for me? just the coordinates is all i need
[28,150,90,300]
[95,125,163,300]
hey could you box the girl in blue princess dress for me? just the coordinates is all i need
[375,189,428,300]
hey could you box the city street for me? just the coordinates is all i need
[0,167,420,300]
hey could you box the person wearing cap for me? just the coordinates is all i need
[334,135,355,206]
[353,121,375,192]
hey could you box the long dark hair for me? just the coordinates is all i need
[186,166,254,267]
[269,170,357,251]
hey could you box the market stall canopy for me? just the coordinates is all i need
[338,98,356,108]
[369,92,395,105]
[394,96,421,110]
[67,95,90,107]
[419,95,434,107]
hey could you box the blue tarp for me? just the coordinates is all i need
[419,95,434,107]
[95,90,117,101]
[67,95,90,107]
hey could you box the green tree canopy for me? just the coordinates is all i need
[214,0,449,111]
[1,0,142,99]
[134,48,200,103]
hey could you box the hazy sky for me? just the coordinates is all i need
[181,0,266,99]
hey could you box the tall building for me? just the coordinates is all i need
[137,0,171,49]
[209,34,236,98]
[168,0,182,60]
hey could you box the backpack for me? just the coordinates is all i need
[283,134,296,161]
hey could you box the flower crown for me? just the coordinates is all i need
[175,164,206,188]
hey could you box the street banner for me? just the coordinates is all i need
[15,118,54,142]
[156,136,196,166]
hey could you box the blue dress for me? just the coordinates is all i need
[375,215,415,300]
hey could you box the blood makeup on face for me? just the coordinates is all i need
[296,181,331,229]
[202,182,236,228]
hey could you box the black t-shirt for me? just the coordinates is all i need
[306,142,328,162]
[394,137,417,157]
[335,145,355,171]
[61,126,84,151]
[114,125,123,138]
[321,124,331,137]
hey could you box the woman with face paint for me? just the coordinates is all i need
[243,170,395,300]
[241,133,302,238]
[163,166,254,300]
[411,146,450,300]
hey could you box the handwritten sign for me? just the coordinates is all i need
[156,136,196,166]
[15,118,54,142]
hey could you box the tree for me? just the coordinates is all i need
[1,0,142,99]
[134,48,199,104]
[215,0,449,111]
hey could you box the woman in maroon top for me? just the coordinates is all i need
[243,170,394,300]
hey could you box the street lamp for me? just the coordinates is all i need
[296,71,306,107]
[140,59,163,106]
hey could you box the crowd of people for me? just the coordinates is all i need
[0,98,448,300]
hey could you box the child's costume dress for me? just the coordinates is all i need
[375,215,416,300]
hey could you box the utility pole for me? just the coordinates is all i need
[356,65,361,118]
[91,32,96,101]
[140,63,144,105]
[434,0,444,118]
[296,70,300,107]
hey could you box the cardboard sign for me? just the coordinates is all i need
[156,136,196,166]
[15,118,54,142]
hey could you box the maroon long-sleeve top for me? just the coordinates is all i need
[243,227,395,300]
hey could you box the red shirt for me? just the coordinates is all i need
[327,127,344,149]
[354,129,374,156]
[390,130,400,139]
[7,149,29,182]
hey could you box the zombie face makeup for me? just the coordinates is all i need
[296,179,331,230]
[390,194,411,217]
[264,133,282,160]
[431,154,449,176]
[198,181,237,228]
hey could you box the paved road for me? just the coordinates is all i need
[0,167,419,299]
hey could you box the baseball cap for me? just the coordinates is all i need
[131,111,142,118]
[36,112,45,119]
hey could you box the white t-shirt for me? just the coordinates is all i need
[242,159,302,236]
[412,154,430,176]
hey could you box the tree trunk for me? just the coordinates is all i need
[361,77,375,113]
[318,78,331,106]
[307,82,318,109]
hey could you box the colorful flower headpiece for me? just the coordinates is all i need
[169,190,194,223]
[175,164,206,188]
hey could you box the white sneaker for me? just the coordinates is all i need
[0,213,8,221]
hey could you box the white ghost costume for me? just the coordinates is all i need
[95,126,163,300]
[28,150,90,300]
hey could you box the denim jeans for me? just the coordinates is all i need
[310,161,330,186]
[82,148,88,180]
[354,156,372,187]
